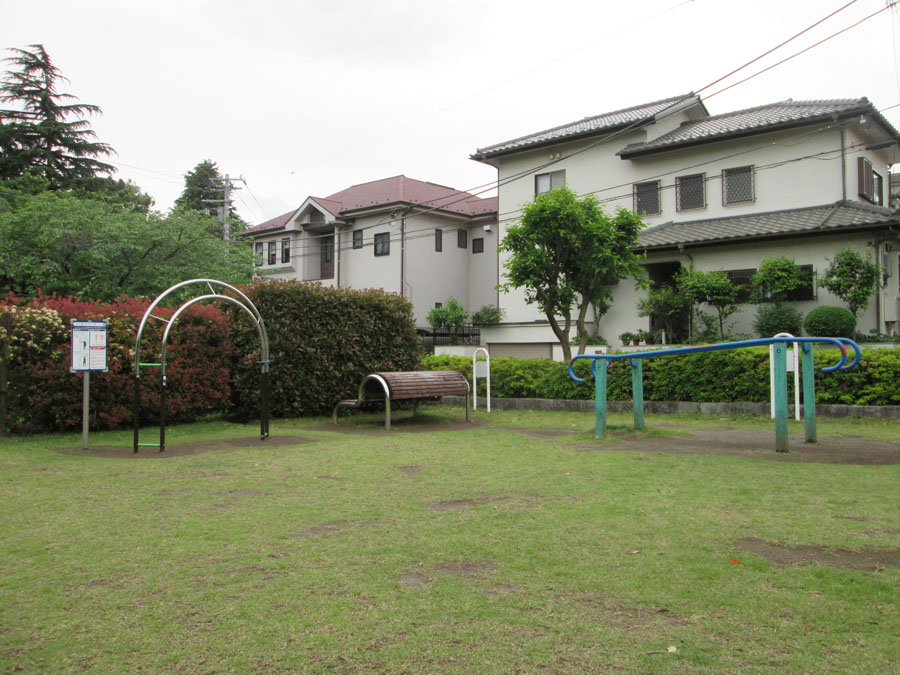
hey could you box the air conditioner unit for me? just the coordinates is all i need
[484,224,493,233]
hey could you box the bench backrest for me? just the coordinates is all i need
[360,370,469,401]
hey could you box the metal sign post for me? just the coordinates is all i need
[472,348,491,412]
[70,320,108,449]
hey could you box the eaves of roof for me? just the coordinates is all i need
[619,98,900,159]
[470,94,701,161]
[636,201,899,252]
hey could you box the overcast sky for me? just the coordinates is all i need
[3,0,900,224]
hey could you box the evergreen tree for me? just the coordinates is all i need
[174,159,246,236]
[0,44,115,186]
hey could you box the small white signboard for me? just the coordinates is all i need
[70,320,108,372]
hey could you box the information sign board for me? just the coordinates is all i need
[70,320,108,372]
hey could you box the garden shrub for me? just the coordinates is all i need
[1,293,235,433]
[228,280,420,420]
[752,302,803,337]
[420,347,900,406]
[803,305,856,338]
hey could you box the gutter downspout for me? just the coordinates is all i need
[677,242,694,340]
[400,215,406,299]
[840,128,847,201]
[334,224,340,288]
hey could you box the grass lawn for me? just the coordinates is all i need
[1,408,899,673]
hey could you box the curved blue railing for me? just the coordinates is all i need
[565,336,862,452]
[568,336,861,383]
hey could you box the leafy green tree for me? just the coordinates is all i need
[637,284,692,343]
[751,256,806,302]
[0,44,114,186]
[175,159,245,236]
[678,268,740,340]
[818,247,879,317]
[0,191,252,300]
[499,187,646,361]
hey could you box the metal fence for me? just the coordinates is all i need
[418,325,482,352]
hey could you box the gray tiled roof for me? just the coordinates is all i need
[471,94,698,160]
[619,98,880,158]
[637,201,898,250]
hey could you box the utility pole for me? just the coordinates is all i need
[203,174,242,241]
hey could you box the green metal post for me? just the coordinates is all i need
[773,342,789,452]
[801,344,817,443]
[594,359,608,439]
[631,360,644,430]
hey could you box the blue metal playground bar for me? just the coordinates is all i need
[567,337,862,452]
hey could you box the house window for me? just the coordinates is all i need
[723,166,754,205]
[472,237,484,254]
[535,170,565,194]
[374,232,390,256]
[784,265,816,301]
[267,241,276,265]
[634,180,661,215]
[725,268,756,303]
[434,302,442,308]
[435,228,442,252]
[352,230,363,249]
[254,242,263,265]
[458,229,467,248]
[281,238,290,264]
[677,174,705,211]
[858,158,886,205]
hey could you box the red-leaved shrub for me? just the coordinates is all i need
[1,293,235,433]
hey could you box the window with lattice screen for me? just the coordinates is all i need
[634,180,661,215]
[723,166,754,205]
[676,174,705,211]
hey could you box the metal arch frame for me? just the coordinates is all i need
[133,279,270,453]
[567,336,862,453]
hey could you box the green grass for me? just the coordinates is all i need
[2,408,899,673]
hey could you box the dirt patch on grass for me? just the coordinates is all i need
[580,598,688,632]
[434,560,496,579]
[736,537,900,570]
[314,416,488,435]
[500,427,581,439]
[59,435,314,458]
[395,464,422,475]
[426,497,503,512]
[572,428,900,465]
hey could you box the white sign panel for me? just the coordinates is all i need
[70,320,108,372]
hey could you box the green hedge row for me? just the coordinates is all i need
[420,347,900,406]
[2,281,421,433]
[228,280,420,420]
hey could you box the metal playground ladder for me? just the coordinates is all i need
[568,337,862,452]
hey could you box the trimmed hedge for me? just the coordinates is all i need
[1,294,235,433]
[228,280,420,419]
[804,305,856,339]
[421,347,900,406]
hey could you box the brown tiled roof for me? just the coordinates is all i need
[471,94,699,160]
[637,200,898,250]
[619,98,899,157]
[244,175,496,234]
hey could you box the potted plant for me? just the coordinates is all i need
[619,331,636,346]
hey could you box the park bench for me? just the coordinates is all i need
[332,371,470,430]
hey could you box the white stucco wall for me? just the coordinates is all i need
[486,115,898,351]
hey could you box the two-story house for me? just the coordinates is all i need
[471,94,900,357]
[242,175,498,326]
